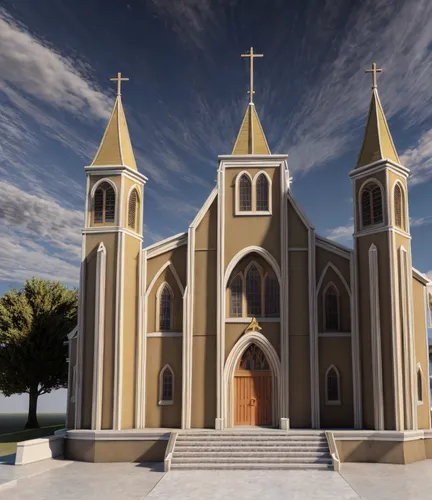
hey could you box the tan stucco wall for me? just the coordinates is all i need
[225,322,280,360]
[425,438,432,458]
[388,170,408,230]
[289,251,309,335]
[65,438,167,462]
[224,166,281,267]
[316,247,351,291]
[146,245,187,291]
[319,337,354,428]
[288,200,308,247]
[336,439,426,464]
[413,277,431,429]
[145,337,182,428]
[122,176,143,235]
[289,334,311,428]
[66,337,78,429]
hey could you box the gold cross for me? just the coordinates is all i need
[241,47,264,104]
[110,72,129,96]
[365,62,382,89]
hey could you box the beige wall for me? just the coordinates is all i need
[145,337,182,428]
[66,337,78,429]
[289,335,311,428]
[319,337,354,428]
[288,200,308,247]
[146,246,187,291]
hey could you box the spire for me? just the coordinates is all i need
[232,47,271,155]
[356,63,400,169]
[91,73,137,170]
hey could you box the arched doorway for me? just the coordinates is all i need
[234,344,272,426]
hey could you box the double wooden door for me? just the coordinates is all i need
[234,371,272,426]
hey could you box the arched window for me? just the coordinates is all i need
[417,365,423,404]
[159,365,174,405]
[324,285,339,331]
[238,344,269,371]
[246,264,261,316]
[128,188,139,230]
[159,285,172,331]
[361,182,383,227]
[264,274,279,317]
[94,182,116,223]
[256,174,269,211]
[394,184,404,230]
[230,274,243,318]
[325,365,341,405]
[239,174,252,211]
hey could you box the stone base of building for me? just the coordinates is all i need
[332,430,432,465]
[65,430,169,463]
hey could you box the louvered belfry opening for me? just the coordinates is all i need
[128,188,138,230]
[361,182,383,227]
[94,182,116,223]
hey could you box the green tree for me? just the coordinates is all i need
[0,278,77,429]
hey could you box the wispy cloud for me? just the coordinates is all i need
[325,224,354,244]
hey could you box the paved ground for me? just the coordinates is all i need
[1,459,432,499]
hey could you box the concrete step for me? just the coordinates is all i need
[175,440,327,447]
[174,445,329,453]
[170,462,333,470]
[176,435,327,442]
[172,456,332,464]
[173,451,331,458]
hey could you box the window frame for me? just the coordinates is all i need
[235,170,272,216]
[158,364,174,406]
[393,181,407,231]
[325,364,341,406]
[90,178,118,226]
[127,186,140,232]
[229,272,244,318]
[359,179,385,230]
[322,282,340,332]
[245,261,264,317]
[156,282,174,332]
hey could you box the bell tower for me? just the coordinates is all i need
[75,73,147,431]
[351,63,416,431]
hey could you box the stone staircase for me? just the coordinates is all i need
[170,430,333,470]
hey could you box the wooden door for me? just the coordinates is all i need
[234,372,272,426]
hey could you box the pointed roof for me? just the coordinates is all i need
[356,88,400,168]
[91,95,137,170]
[232,103,271,155]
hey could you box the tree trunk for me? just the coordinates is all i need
[25,385,40,429]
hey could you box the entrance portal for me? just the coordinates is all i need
[234,344,272,426]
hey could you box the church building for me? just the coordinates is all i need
[65,53,431,461]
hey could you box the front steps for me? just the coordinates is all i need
[170,430,333,470]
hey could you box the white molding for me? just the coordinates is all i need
[390,180,408,232]
[281,160,289,422]
[251,170,272,214]
[184,227,195,429]
[325,364,341,405]
[147,331,183,338]
[67,430,170,441]
[125,184,141,234]
[333,430,425,442]
[75,233,86,429]
[142,249,148,428]
[223,331,282,428]
[155,281,174,332]
[316,262,351,298]
[85,165,148,183]
[349,159,409,179]
[82,227,143,242]
[145,232,188,258]
[354,224,412,240]
[369,243,384,430]
[413,267,430,285]
[234,170,253,215]
[315,237,352,259]
[135,248,144,428]
[225,317,280,323]
[322,281,341,333]
[146,260,185,297]
[91,243,106,431]
[158,364,174,406]
[190,187,218,229]
[350,250,362,428]
[89,177,120,227]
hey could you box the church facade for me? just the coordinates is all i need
[66,61,431,441]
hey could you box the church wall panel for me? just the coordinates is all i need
[223,167,281,267]
[288,335,311,427]
[225,323,280,360]
[66,337,77,429]
[319,337,354,428]
[191,335,216,428]
[146,245,187,291]
[287,200,308,247]
[145,337,182,428]
[288,251,309,335]
[316,247,351,290]
[317,266,351,333]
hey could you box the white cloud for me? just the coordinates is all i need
[401,129,432,186]
[410,215,432,228]
[325,224,354,243]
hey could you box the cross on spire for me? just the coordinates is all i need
[365,62,382,90]
[241,47,264,104]
[110,72,129,96]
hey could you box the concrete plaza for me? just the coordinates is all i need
[1,459,432,499]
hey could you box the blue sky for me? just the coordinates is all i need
[1,0,432,411]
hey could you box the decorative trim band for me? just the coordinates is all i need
[147,331,183,337]
[66,430,170,441]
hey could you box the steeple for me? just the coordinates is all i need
[232,47,271,155]
[356,63,399,169]
[91,73,137,170]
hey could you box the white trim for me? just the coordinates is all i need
[85,165,148,183]
[68,326,78,340]
[184,228,195,429]
[145,232,188,257]
[354,224,412,239]
[190,187,218,229]
[223,331,282,427]
[146,260,185,297]
[234,171,253,215]
[91,243,106,431]
[75,234,86,429]
[252,170,273,214]
[333,430,424,442]
[141,249,148,428]
[82,227,143,242]
[126,184,141,234]
[358,177,386,230]
[413,267,430,285]
[225,317,280,323]
[135,248,144,428]
[287,190,314,229]
[325,364,341,406]
[350,250,362,428]
[391,180,408,232]
[147,331,183,338]
[349,158,410,179]
[416,363,423,405]
[369,243,384,430]
[315,237,352,259]
[316,262,351,298]
[155,281,174,332]
[322,281,341,332]
[158,364,174,406]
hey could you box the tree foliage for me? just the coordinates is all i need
[0,278,77,428]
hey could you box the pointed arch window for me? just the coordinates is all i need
[394,184,404,230]
[94,182,116,223]
[324,284,339,331]
[264,274,279,317]
[256,174,269,211]
[230,274,243,318]
[159,285,172,331]
[246,264,261,316]
[325,365,341,405]
[128,188,139,231]
[361,182,383,228]
[238,344,269,371]
[158,365,174,405]
[239,174,252,211]
[417,365,423,404]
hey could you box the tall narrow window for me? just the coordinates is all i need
[239,174,252,211]
[264,274,279,317]
[128,188,138,230]
[417,366,423,404]
[159,285,172,331]
[94,182,116,224]
[159,365,174,404]
[256,174,269,211]
[361,182,383,227]
[394,184,404,229]
[326,365,341,405]
[246,264,261,316]
[230,274,243,317]
[324,285,339,331]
